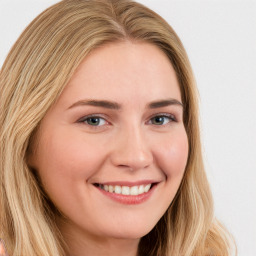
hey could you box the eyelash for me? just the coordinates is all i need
[148,113,177,125]
[77,113,177,127]
[77,115,108,127]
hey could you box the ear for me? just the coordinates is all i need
[0,239,9,256]
[26,129,40,169]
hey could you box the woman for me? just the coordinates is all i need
[0,0,235,255]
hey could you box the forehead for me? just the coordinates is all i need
[58,41,181,107]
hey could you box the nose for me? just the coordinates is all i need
[109,126,153,171]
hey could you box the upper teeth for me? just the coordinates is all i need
[99,184,152,196]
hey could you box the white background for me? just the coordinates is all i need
[0,1,255,255]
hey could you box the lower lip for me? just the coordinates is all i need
[96,185,157,205]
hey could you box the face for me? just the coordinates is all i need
[29,42,188,241]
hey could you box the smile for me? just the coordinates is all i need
[96,183,152,196]
[93,182,158,204]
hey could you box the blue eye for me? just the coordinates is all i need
[79,116,107,126]
[150,115,176,125]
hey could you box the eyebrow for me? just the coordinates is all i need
[68,100,120,110]
[67,98,183,110]
[148,99,183,108]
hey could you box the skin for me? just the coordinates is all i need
[29,42,189,256]
[0,239,8,256]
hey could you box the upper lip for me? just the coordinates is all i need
[93,180,160,186]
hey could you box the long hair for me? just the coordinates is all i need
[0,0,235,255]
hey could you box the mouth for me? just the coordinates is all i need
[93,183,156,196]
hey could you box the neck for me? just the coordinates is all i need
[58,218,140,256]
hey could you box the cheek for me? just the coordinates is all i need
[34,128,107,196]
[32,129,110,219]
[147,128,188,221]
[154,129,189,179]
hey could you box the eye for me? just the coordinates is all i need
[78,116,107,126]
[149,114,176,125]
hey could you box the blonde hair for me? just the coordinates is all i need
[0,0,235,255]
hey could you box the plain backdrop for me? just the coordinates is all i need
[0,0,255,255]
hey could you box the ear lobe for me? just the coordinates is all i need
[0,238,9,256]
[26,150,38,170]
[26,128,40,169]
[26,141,38,170]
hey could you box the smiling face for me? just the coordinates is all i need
[29,42,188,244]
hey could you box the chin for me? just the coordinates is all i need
[98,220,157,240]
